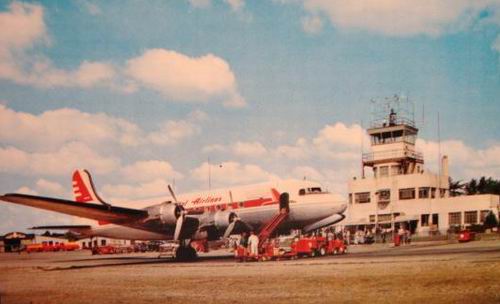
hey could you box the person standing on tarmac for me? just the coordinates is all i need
[248,230,259,257]
[238,232,249,260]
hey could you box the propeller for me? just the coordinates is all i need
[174,210,186,241]
[168,184,178,204]
[168,184,186,241]
[223,214,239,239]
[223,214,252,238]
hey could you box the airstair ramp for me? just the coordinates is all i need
[258,192,289,248]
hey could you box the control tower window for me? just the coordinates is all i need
[355,192,371,204]
[418,187,430,199]
[379,166,389,177]
[399,188,415,200]
[378,189,390,202]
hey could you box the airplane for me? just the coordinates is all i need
[0,169,347,260]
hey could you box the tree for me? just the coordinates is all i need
[464,177,500,195]
[465,178,478,195]
[484,211,499,229]
[448,177,465,196]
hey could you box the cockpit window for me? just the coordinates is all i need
[299,187,326,195]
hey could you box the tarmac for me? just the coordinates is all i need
[0,240,499,304]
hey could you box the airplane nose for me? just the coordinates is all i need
[339,203,347,212]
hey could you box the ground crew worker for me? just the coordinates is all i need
[248,230,259,257]
[238,232,249,261]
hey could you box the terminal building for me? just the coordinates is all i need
[344,96,499,235]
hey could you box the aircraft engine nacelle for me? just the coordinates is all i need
[213,210,237,231]
[147,203,183,225]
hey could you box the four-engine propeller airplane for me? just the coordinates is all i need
[0,169,347,260]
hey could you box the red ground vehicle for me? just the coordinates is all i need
[293,236,327,257]
[235,235,348,261]
[458,230,476,242]
[92,245,116,255]
[26,242,80,253]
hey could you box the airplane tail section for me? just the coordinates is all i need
[72,169,108,206]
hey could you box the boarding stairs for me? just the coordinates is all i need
[257,193,290,249]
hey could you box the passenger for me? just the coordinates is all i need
[405,229,411,244]
[248,231,259,257]
[398,227,405,245]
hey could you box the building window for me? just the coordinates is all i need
[379,166,389,177]
[432,214,439,227]
[430,188,436,198]
[369,215,375,223]
[399,188,415,200]
[348,193,353,204]
[378,214,391,222]
[449,212,461,226]
[390,165,399,176]
[480,210,490,223]
[440,189,446,198]
[418,187,430,199]
[421,214,430,227]
[299,189,306,196]
[378,189,390,202]
[101,239,106,246]
[464,211,478,225]
[354,192,371,204]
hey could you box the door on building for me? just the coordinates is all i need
[432,214,439,227]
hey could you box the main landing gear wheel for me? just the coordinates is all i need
[175,246,197,261]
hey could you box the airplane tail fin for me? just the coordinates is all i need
[72,169,108,206]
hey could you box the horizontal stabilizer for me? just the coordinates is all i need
[0,194,148,225]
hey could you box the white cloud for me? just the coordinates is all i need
[188,0,211,8]
[0,2,116,88]
[101,178,170,201]
[148,120,200,146]
[0,142,119,176]
[274,138,310,160]
[121,160,183,183]
[417,139,500,180]
[299,0,500,37]
[126,49,245,107]
[35,178,67,196]
[202,144,227,154]
[302,15,323,34]
[147,110,207,146]
[15,186,38,195]
[291,166,325,181]
[225,0,245,12]
[0,104,142,152]
[191,161,278,187]
[232,141,267,157]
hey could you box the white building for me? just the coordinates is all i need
[345,97,499,235]
[76,237,131,249]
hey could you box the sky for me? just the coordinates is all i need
[0,0,499,234]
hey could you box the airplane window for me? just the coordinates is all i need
[299,189,306,196]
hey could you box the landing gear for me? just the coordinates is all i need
[174,241,198,261]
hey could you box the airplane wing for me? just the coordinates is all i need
[0,193,148,225]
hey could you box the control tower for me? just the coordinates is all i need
[362,95,423,178]
[344,95,499,237]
